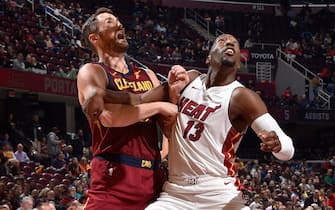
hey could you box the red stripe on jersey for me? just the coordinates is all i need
[222,127,242,177]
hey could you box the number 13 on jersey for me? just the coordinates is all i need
[183,121,204,141]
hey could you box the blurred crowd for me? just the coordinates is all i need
[1,110,335,210]
[0,112,90,210]
[1,1,335,209]
[1,0,335,109]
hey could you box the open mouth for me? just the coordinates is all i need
[224,48,235,56]
[116,30,125,40]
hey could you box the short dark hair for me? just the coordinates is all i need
[82,7,114,52]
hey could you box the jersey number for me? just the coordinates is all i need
[183,121,204,141]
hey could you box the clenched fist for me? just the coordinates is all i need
[168,65,190,103]
[257,130,281,153]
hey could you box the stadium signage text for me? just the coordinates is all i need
[250,53,275,60]
[44,78,77,96]
[0,68,77,97]
[304,112,330,121]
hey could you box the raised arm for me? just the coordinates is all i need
[229,88,294,160]
[168,65,201,104]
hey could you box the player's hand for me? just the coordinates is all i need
[168,65,190,103]
[258,130,281,153]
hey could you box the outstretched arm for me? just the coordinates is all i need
[229,88,294,161]
[251,113,294,160]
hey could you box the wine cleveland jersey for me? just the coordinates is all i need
[90,62,160,162]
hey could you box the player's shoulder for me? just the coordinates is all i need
[232,85,257,98]
[142,67,160,80]
[231,85,265,108]
[188,69,202,82]
[143,67,154,75]
[79,62,103,72]
[78,63,104,77]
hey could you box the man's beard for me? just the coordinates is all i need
[99,32,129,53]
[220,57,235,67]
[113,41,129,53]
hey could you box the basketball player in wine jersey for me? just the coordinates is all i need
[78,7,176,210]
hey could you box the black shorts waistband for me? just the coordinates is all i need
[94,153,160,170]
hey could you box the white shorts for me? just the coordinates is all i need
[145,175,250,210]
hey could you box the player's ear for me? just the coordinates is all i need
[88,33,98,44]
[236,53,241,70]
[206,55,211,64]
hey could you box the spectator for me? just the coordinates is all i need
[0,204,10,210]
[14,143,30,163]
[0,45,9,67]
[310,75,321,99]
[3,143,17,163]
[62,145,73,162]
[78,157,90,175]
[297,94,310,109]
[70,130,84,159]
[66,65,78,80]
[244,37,254,49]
[51,151,67,170]
[37,201,56,210]
[171,47,182,62]
[0,133,11,149]
[44,35,56,52]
[304,189,322,209]
[67,157,80,180]
[326,189,335,210]
[24,54,41,71]
[281,86,292,100]
[24,54,34,71]
[249,194,263,209]
[0,152,9,176]
[34,30,46,48]
[17,196,34,210]
[25,114,44,156]
[39,137,51,167]
[46,127,62,159]
[310,95,325,109]
[30,188,39,207]
[12,52,25,70]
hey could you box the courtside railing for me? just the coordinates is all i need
[277,48,331,109]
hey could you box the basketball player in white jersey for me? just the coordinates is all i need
[145,34,295,210]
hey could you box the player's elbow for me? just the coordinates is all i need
[81,92,104,122]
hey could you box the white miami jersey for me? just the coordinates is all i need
[169,74,245,179]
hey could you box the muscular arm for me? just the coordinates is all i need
[229,88,268,130]
[139,68,201,104]
[229,88,294,160]
[107,66,201,106]
[77,63,135,121]
[77,64,177,127]
[100,102,177,127]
